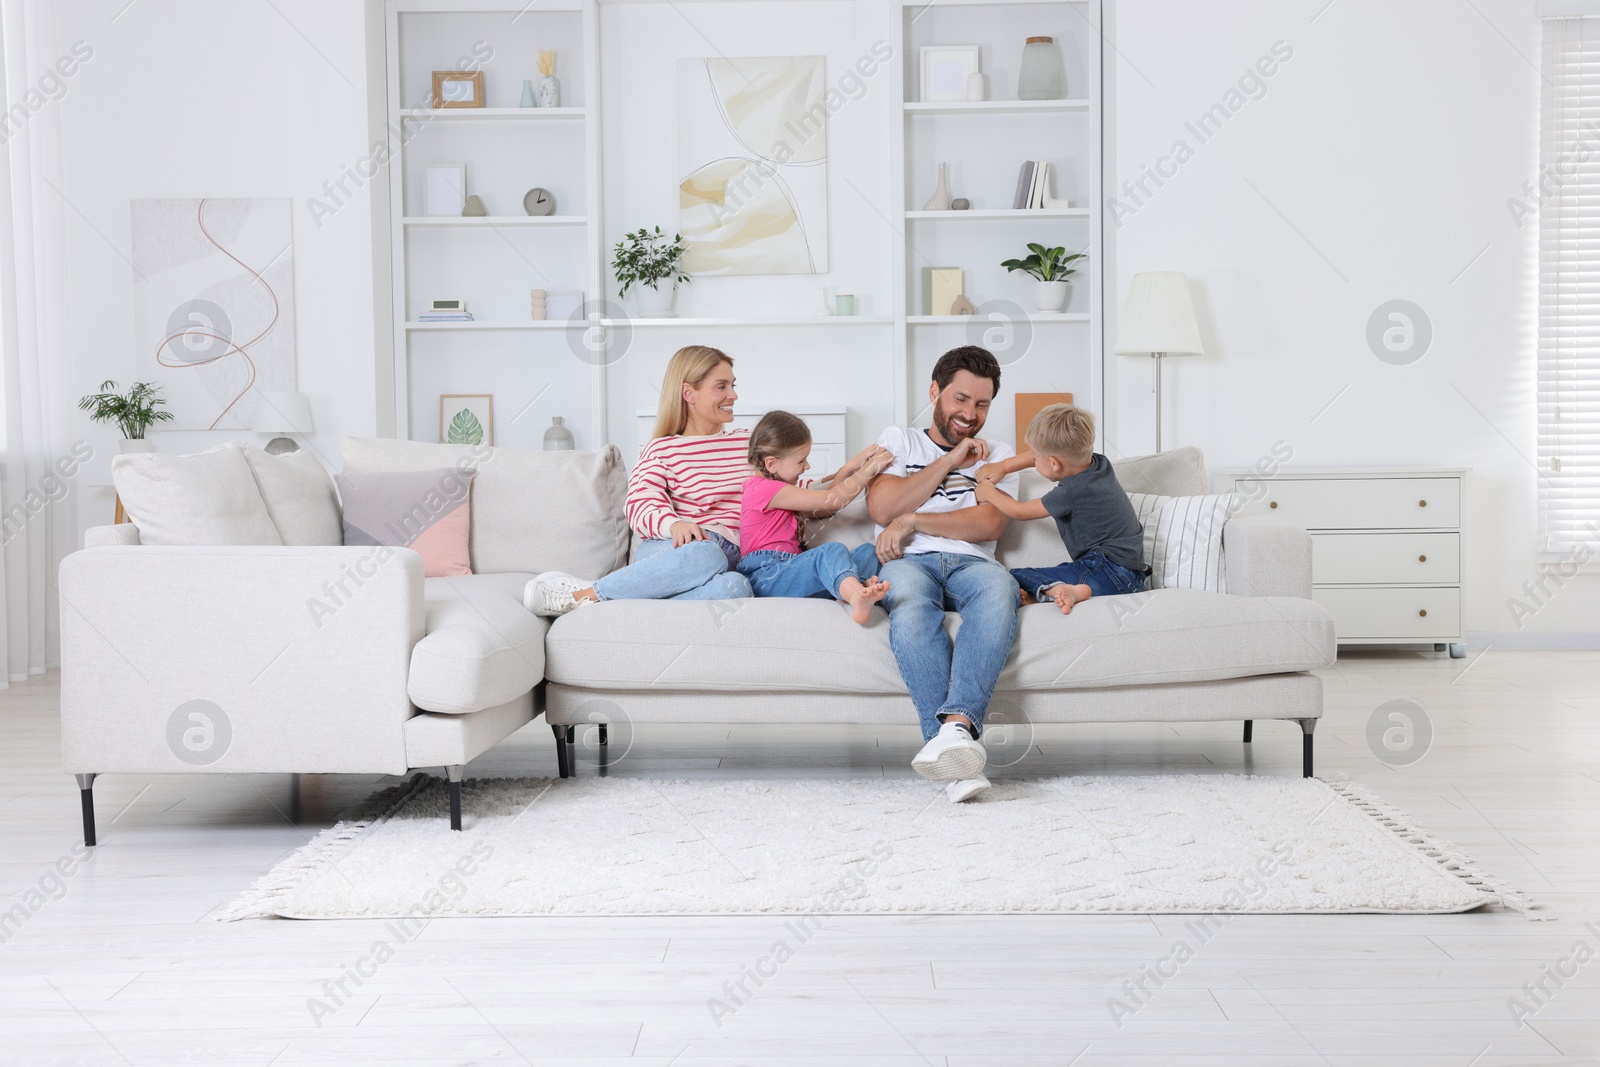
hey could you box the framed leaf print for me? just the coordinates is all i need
[440,394,493,446]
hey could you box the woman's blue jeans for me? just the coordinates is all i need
[592,533,751,601]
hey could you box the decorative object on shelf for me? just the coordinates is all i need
[432,70,484,109]
[424,165,467,216]
[529,289,547,321]
[522,187,555,216]
[461,194,488,217]
[440,394,493,446]
[951,197,971,211]
[545,291,584,321]
[543,417,575,451]
[419,299,472,323]
[815,286,833,316]
[131,198,297,430]
[950,294,977,316]
[1001,243,1086,314]
[613,226,690,317]
[966,71,988,101]
[79,380,174,449]
[1017,36,1067,100]
[923,268,963,317]
[250,390,313,454]
[537,50,560,108]
[1012,161,1055,209]
[520,79,536,108]
[1045,196,1073,209]
[834,294,856,316]
[680,55,828,275]
[1113,271,1203,452]
[920,45,980,103]
[922,162,953,211]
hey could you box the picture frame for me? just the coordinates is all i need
[545,290,585,320]
[920,46,980,103]
[432,70,484,109]
[424,165,467,216]
[440,394,493,446]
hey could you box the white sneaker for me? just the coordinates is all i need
[946,775,990,803]
[525,571,595,617]
[911,722,986,781]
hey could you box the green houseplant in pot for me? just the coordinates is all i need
[1001,243,1086,313]
[77,380,174,453]
[613,226,691,318]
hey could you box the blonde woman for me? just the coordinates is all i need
[525,346,754,615]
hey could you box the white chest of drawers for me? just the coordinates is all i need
[1217,467,1468,658]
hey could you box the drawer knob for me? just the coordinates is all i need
[1419,499,1427,507]
[1418,609,1428,617]
[1269,501,1278,509]
[1418,554,1427,562]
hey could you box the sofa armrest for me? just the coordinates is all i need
[60,545,425,775]
[1223,514,1313,599]
[84,524,139,548]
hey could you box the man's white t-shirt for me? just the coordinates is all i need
[873,426,1019,561]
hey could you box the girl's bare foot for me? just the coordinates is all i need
[840,576,890,624]
[1045,583,1094,614]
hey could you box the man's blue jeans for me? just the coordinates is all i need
[1011,549,1147,601]
[880,552,1020,741]
[593,533,752,601]
[739,542,880,600]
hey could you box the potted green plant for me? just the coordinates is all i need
[613,226,691,318]
[78,380,174,453]
[1001,243,1086,313]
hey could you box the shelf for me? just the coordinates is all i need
[402,216,587,227]
[405,320,574,330]
[393,107,586,120]
[904,99,1090,115]
[905,208,1088,220]
[907,313,1090,324]
[627,316,896,327]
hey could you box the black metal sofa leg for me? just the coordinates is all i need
[1242,720,1253,743]
[1298,719,1316,778]
[75,774,97,847]
[446,765,464,831]
[553,724,569,778]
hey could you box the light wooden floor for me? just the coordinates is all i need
[2,650,1597,1065]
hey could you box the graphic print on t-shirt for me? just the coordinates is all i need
[907,463,978,505]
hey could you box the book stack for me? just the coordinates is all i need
[1012,161,1055,209]
[418,309,473,322]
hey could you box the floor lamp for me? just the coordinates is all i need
[1113,272,1203,453]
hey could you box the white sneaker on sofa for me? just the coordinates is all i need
[911,722,986,781]
[525,572,595,617]
[946,774,990,803]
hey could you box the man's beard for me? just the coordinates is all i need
[932,401,980,445]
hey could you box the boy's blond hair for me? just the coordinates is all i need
[1024,403,1096,464]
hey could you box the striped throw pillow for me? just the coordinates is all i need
[1127,493,1238,593]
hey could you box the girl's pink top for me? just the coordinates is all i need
[739,476,801,556]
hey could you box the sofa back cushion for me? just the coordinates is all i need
[340,437,630,577]
[1109,445,1209,497]
[112,443,283,546]
[236,444,342,545]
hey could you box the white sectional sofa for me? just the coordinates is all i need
[59,438,1335,844]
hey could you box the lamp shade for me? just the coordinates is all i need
[250,391,313,434]
[1113,272,1204,355]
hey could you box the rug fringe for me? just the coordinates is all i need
[213,773,434,921]
[1321,774,1548,921]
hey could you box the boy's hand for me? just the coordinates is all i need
[975,461,1008,485]
[974,480,1001,505]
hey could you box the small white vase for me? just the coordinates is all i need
[1033,281,1069,313]
[922,162,952,211]
[965,71,988,101]
[539,75,560,108]
[118,438,156,454]
[635,284,676,318]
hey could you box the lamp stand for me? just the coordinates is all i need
[1151,351,1168,453]
[264,436,299,455]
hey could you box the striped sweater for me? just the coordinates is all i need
[626,430,752,542]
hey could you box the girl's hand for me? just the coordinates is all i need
[669,521,706,547]
[861,445,895,475]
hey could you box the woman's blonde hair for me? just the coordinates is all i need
[651,345,733,439]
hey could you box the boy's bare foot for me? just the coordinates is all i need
[1043,583,1094,614]
[840,576,890,625]
[1019,588,1037,606]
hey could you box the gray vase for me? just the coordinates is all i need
[543,416,575,450]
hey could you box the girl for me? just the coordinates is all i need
[738,410,894,624]
[526,345,752,615]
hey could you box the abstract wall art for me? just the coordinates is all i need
[678,56,828,276]
[131,198,296,430]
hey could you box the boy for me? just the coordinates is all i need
[974,404,1149,613]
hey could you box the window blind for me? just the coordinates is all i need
[1539,16,1600,555]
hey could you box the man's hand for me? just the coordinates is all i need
[875,514,918,563]
[946,437,990,470]
[669,521,706,547]
[975,461,1008,485]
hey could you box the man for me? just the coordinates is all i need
[868,346,1021,803]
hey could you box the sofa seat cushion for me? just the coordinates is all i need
[409,573,547,714]
[542,590,1335,694]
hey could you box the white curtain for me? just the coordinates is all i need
[0,0,80,683]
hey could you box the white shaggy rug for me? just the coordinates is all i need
[220,775,1538,921]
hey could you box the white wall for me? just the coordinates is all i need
[1108,0,1594,643]
[54,0,380,536]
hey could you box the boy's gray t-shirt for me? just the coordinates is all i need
[1039,454,1148,572]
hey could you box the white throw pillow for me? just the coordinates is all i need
[1128,492,1237,593]
[237,444,342,545]
[112,443,283,546]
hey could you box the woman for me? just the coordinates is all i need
[525,345,753,615]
